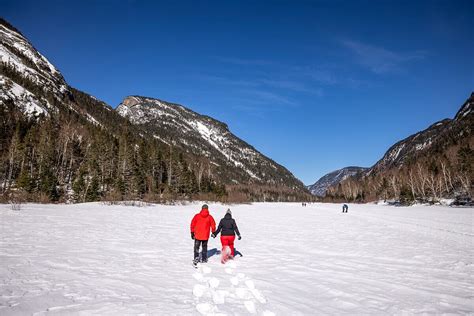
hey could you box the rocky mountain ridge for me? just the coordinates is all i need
[322,94,473,202]
[0,18,310,202]
[116,95,304,187]
[307,166,368,197]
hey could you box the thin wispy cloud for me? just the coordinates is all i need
[198,72,323,98]
[201,55,382,110]
[230,103,268,118]
[196,74,258,87]
[197,71,301,107]
[287,65,341,86]
[346,77,373,89]
[215,56,274,66]
[341,40,426,74]
[310,69,339,85]
[213,56,342,93]
[258,78,322,95]
[243,89,297,107]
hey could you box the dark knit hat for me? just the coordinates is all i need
[202,204,209,209]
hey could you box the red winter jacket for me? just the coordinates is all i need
[190,209,216,241]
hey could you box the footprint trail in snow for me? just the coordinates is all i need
[192,259,274,315]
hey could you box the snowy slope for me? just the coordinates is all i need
[0,19,68,104]
[0,18,111,125]
[0,75,55,117]
[317,94,474,199]
[0,203,472,315]
[368,93,473,174]
[308,166,368,197]
[116,96,305,187]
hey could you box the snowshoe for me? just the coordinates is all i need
[221,246,232,264]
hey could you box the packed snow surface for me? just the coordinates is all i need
[0,203,472,315]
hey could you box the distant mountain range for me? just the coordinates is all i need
[311,94,473,202]
[307,167,368,197]
[0,18,310,202]
[1,16,471,204]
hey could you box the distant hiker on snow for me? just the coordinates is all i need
[342,204,348,213]
[212,209,241,263]
[190,204,216,265]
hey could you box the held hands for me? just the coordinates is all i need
[191,232,195,240]
[207,233,240,239]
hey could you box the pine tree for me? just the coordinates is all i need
[16,169,32,192]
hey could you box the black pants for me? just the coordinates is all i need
[194,239,208,261]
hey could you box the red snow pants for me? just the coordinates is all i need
[220,235,236,256]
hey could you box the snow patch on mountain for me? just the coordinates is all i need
[0,75,53,117]
[85,113,102,127]
[153,134,170,145]
[415,139,432,151]
[188,120,261,180]
[384,143,406,164]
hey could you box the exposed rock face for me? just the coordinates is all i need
[117,95,306,188]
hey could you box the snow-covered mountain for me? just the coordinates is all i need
[320,94,473,201]
[116,96,305,187]
[368,93,473,174]
[0,18,310,202]
[307,166,368,197]
[0,19,68,117]
[0,18,115,126]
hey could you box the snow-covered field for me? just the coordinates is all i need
[0,202,472,315]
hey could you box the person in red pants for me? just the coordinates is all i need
[212,209,241,262]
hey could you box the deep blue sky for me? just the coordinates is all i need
[3,0,473,184]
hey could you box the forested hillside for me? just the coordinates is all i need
[323,94,473,204]
[0,18,312,203]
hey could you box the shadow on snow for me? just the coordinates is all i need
[205,248,243,259]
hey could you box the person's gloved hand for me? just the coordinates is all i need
[191,232,195,240]
[211,233,216,238]
[238,235,242,240]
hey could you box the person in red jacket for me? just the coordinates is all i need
[190,204,216,265]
